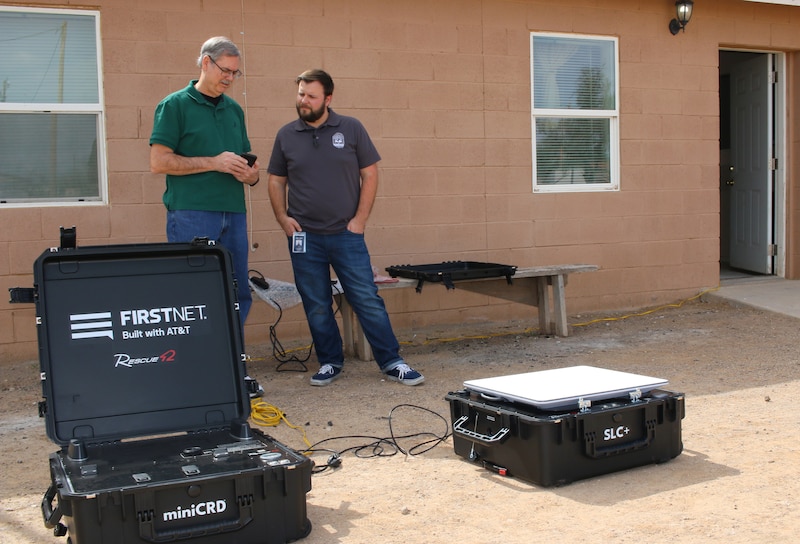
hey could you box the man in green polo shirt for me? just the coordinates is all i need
[150,36,263,397]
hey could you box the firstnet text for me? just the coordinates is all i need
[120,305,207,326]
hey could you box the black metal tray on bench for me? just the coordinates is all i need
[385,261,517,292]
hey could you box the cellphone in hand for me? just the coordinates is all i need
[240,153,257,167]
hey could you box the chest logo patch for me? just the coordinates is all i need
[332,132,345,149]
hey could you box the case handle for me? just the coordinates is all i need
[41,482,67,537]
[452,415,510,445]
[584,421,656,458]
[138,502,253,543]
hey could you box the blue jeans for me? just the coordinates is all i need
[289,230,402,371]
[167,210,252,332]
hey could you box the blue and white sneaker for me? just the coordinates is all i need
[310,364,343,386]
[384,363,425,386]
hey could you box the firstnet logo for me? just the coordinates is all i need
[69,305,209,342]
[70,312,114,340]
[162,500,227,523]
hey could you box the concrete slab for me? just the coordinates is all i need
[709,274,800,320]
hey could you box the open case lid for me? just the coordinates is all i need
[463,365,668,411]
[33,239,250,447]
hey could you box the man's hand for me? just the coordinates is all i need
[346,216,366,234]
[220,152,260,186]
[267,174,301,235]
[151,145,258,185]
[278,216,302,237]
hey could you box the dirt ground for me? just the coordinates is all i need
[2,294,799,543]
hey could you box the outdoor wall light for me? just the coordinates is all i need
[669,0,694,35]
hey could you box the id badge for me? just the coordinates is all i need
[292,231,306,253]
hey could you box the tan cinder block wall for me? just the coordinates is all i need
[2,0,799,363]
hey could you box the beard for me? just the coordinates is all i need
[296,102,325,123]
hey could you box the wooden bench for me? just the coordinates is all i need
[336,264,599,361]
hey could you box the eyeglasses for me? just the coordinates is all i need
[208,56,243,79]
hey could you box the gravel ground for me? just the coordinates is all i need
[2,296,798,543]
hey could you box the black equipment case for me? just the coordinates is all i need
[446,368,684,487]
[23,230,312,543]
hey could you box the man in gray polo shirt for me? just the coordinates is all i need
[267,69,424,386]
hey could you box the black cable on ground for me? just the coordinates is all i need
[388,404,451,455]
[297,403,452,474]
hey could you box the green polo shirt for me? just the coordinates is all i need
[150,80,251,213]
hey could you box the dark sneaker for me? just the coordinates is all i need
[384,363,425,386]
[245,375,264,399]
[310,364,343,386]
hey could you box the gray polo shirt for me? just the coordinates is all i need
[267,109,381,235]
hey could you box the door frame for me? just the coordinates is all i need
[719,49,787,277]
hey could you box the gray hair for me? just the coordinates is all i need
[196,36,240,66]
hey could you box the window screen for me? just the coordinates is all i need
[0,8,105,205]
[531,33,619,192]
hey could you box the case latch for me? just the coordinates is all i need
[8,287,35,304]
[59,225,77,249]
[190,236,215,246]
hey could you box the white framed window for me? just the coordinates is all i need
[0,7,106,207]
[531,32,619,192]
